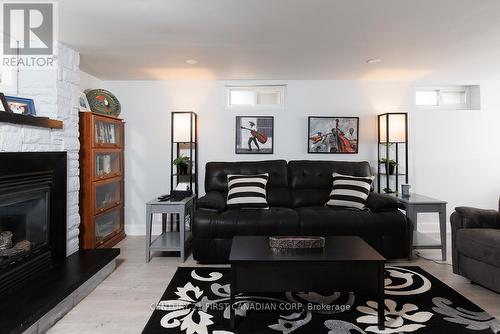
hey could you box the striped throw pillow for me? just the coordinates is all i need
[226,173,269,209]
[326,173,374,210]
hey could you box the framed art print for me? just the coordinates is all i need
[0,93,11,113]
[308,116,359,153]
[5,96,36,116]
[235,116,274,154]
[79,92,91,111]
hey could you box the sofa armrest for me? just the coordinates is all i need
[366,192,399,212]
[452,207,499,229]
[197,191,226,212]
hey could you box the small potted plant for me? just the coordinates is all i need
[173,154,190,175]
[379,158,398,175]
[383,187,395,194]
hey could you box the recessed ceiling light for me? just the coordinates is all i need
[185,59,198,65]
[366,58,382,64]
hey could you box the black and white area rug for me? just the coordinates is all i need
[142,266,500,334]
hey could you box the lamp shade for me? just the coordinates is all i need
[379,113,407,143]
[172,112,196,143]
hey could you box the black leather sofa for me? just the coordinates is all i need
[193,160,410,262]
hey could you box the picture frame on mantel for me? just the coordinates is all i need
[79,92,91,112]
[308,116,359,154]
[0,93,12,113]
[5,96,36,116]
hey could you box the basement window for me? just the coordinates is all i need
[415,85,480,110]
[226,85,286,110]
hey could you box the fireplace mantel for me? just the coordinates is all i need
[0,112,63,129]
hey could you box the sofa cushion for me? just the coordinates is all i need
[193,207,300,239]
[297,206,407,236]
[205,160,291,207]
[288,160,372,207]
[456,229,500,268]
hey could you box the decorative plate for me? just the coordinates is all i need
[269,236,325,249]
[85,89,121,117]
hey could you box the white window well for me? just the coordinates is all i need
[230,89,255,106]
[226,85,286,110]
[415,90,439,106]
[415,85,480,110]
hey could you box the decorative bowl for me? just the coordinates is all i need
[269,236,325,249]
[85,89,121,117]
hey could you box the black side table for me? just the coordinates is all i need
[392,193,447,261]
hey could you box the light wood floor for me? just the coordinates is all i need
[48,235,500,334]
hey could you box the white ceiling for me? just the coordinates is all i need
[58,0,500,81]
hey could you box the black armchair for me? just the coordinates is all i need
[450,198,500,292]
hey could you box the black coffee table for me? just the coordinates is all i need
[229,236,386,330]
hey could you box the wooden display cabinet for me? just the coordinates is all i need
[79,112,126,249]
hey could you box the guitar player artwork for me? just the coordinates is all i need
[235,116,274,154]
[308,116,359,153]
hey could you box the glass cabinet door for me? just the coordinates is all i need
[94,119,121,147]
[94,207,121,244]
[94,179,122,214]
[94,151,122,180]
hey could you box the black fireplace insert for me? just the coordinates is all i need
[0,176,50,266]
[0,152,67,296]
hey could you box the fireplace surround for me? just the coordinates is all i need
[0,151,119,334]
[0,152,67,296]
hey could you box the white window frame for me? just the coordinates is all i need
[225,85,286,111]
[415,86,472,110]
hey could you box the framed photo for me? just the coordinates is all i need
[308,116,359,154]
[79,92,91,111]
[235,116,274,154]
[0,93,11,113]
[5,96,36,116]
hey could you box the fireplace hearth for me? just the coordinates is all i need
[0,152,67,296]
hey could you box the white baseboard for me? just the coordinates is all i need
[125,225,145,235]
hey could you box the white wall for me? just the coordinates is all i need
[80,70,103,91]
[102,80,500,235]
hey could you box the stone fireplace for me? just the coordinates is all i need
[0,152,119,334]
[0,43,81,257]
[0,152,67,296]
[0,44,119,334]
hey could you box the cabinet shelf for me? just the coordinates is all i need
[95,201,122,215]
[95,172,122,181]
[79,112,125,250]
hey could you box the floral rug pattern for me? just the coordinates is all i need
[142,266,500,334]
